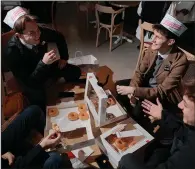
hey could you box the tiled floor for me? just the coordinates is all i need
[55,2,140,81]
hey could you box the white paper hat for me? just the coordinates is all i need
[160,14,187,37]
[3,6,28,29]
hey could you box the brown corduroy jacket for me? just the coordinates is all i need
[130,46,189,105]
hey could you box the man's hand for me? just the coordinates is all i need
[141,98,162,120]
[42,49,60,65]
[39,130,61,150]
[116,85,135,95]
[2,152,15,166]
[58,59,67,69]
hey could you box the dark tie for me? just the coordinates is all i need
[32,46,38,54]
[153,55,164,76]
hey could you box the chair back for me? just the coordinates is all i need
[2,30,15,72]
[95,4,115,14]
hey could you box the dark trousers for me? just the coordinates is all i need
[22,63,81,113]
[2,105,45,155]
[2,105,71,169]
[119,136,171,169]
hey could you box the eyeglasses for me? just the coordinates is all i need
[23,28,41,38]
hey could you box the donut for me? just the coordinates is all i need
[107,97,116,106]
[68,112,79,121]
[78,103,87,112]
[48,108,59,117]
[79,112,89,121]
[52,123,60,132]
[115,138,128,151]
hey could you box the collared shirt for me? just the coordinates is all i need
[19,38,34,49]
[149,48,172,87]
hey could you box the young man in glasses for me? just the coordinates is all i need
[4,7,81,111]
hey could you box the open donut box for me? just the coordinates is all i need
[96,118,154,167]
[45,100,95,152]
[85,73,127,127]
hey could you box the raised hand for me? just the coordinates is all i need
[116,85,135,95]
[39,130,61,150]
[2,152,15,166]
[42,49,60,65]
[141,98,162,120]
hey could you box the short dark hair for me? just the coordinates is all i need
[182,79,195,102]
[152,24,178,42]
[13,14,37,34]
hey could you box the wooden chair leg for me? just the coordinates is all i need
[120,24,124,45]
[109,30,112,52]
[96,27,100,47]
[106,30,108,41]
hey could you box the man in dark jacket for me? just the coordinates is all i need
[4,7,81,110]
[1,105,68,169]
[118,79,195,169]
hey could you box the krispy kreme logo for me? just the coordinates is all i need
[11,8,25,21]
[162,20,181,30]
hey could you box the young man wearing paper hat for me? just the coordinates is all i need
[4,7,81,110]
[118,79,195,169]
[116,14,189,124]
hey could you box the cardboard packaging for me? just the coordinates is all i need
[97,118,154,167]
[85,73,127,127]
[45,101,95,152]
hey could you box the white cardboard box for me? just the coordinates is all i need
[85,73,127,127]
[45,101,95,152]
[98,118,154,166]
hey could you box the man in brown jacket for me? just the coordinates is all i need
[116,14,189,125]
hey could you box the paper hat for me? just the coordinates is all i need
[160,14,187,37]
[3,6,28,29]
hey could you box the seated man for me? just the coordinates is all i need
[4,6,81,110]
[1,105,69,169]
[118,79,195,169]
[116,14,189,120]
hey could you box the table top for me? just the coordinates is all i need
[110,1,140,8]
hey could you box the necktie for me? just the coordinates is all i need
[153,55,164,76]
[32,46,38,54]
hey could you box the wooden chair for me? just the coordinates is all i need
[1,30,22,96]
[136,21,153,70]
[95,4,125,52]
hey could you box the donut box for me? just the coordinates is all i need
[45,101,95,151]
[97,118,154,167]
[85,73,127,127]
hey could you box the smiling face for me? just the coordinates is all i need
[178,95,195,126]
[17,21,41,45]
[151,30,175,51]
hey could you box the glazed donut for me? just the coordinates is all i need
[107,97,116,106]
[79,112,89,121]
[68,112,79,121]
[52,123,60,132]
[115,138,128,151]
[48,108,59,117]
[78,103,87,112]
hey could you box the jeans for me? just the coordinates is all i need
[43,152,62,169]
[2,105,45,155]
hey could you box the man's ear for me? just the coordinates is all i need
[168,39,175,46]
[15,33,22,38]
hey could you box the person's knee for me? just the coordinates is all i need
[24,105,44,119]
[44,152,62,168]
[73,66,81,79]
[119,154,134,169]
